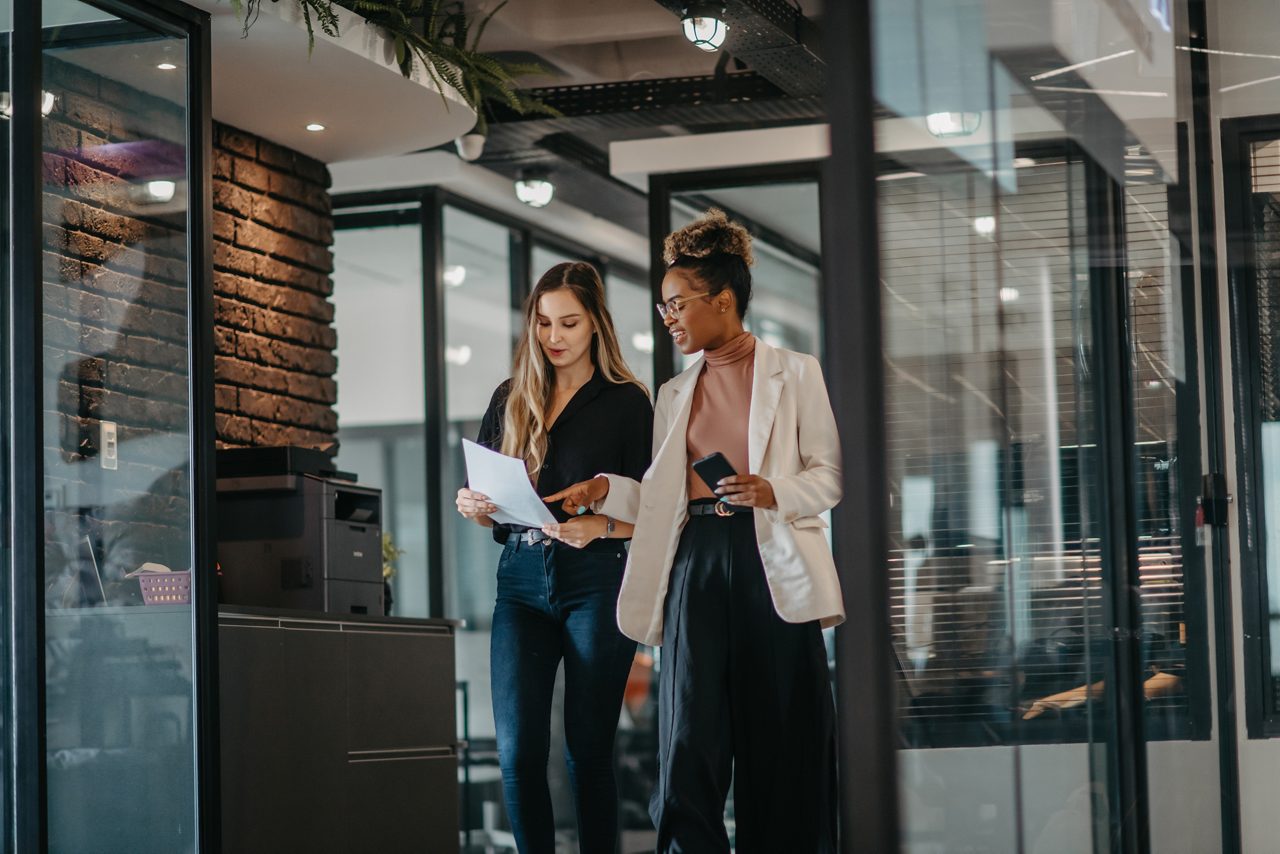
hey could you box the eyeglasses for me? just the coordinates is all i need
[656,293,711,320]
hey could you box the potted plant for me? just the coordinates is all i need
[381,530,404,616]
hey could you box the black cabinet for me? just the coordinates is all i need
[219,608,459,853]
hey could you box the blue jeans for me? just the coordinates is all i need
[490,536,637,854]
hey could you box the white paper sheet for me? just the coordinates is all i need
[462,439,557,528]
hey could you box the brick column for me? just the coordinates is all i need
[211,123,338,450]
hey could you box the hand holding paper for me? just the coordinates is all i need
[462,439,557,529]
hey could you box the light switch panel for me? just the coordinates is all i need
[100,421,118,470]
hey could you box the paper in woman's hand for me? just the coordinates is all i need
[462,439,557,528]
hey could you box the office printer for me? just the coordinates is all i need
[215,447,384,616]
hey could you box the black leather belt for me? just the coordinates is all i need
[688,501,747,517]
[507,528,551,545]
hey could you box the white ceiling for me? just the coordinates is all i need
[186,0,476,163]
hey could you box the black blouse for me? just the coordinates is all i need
[476,371,653,546]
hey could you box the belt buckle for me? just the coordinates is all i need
[714,502,734,518]
[523,530,539,546]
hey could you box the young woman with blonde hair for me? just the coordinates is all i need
[455,261,652,854]
[548,211,844,852]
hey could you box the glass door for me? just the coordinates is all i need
[869,0,1218,850]
[40,2,201,850]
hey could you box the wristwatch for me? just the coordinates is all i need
[602,516,615,539]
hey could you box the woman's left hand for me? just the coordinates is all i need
[542,515,608,549]
[715,475,777,510]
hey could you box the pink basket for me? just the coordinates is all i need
[137,570,191,605]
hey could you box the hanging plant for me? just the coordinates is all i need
[229,0,558,133]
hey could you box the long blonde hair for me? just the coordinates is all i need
[502,262,648,479]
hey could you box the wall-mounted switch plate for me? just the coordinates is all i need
[100,421,118,470]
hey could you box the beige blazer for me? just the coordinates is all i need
[595,339,845,646]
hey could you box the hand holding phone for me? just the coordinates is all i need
[692,452,750,512]
[693,452,778,511]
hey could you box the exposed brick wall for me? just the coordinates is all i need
[39,57,338,601]
[211,123,338,450]
[42,56,195,595]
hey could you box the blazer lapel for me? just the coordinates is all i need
[748,341,785,473]
[652,358,702,479]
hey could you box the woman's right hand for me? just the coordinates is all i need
[456,488,497,523]
[544,475,610,516]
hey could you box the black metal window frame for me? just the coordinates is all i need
[7,0,218,851]
[1220,114,1280,740]
[330,186,646,618]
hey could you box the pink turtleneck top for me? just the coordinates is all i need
[686,331,756,500]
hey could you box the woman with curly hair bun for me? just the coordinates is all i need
[546,209,844,853]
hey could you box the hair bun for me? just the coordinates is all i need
[663,208,755,268]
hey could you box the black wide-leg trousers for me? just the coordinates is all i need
[651,507,838,854]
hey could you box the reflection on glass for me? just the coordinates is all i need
[606,271,655,392]
[531,243,578,288]
[881,142,1106,848]
[42,3,195,851]
[1246,138,1280,695]
[443,206,513,629]
[332,221,427,616]
[442,206,513,789]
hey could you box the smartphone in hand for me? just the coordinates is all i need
[692,452,749,512]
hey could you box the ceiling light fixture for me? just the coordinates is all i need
[1033,85,1168,97]
[445,345,472,366]
[973,215,997,237]
[925,111,981,138]
[0,91,58,119]
[443,265,467,287]
[128,179,178,205]
[455,132,485,162]
[1219,73,1280,94]
[157,62,178,71]
[1013,157,1037,168]
[515,168,554,208]
[681,4,729,52]
[305,122,326,132]
[999,286,1020,303]
[877,170,926,181]
[1028,49,1135,82]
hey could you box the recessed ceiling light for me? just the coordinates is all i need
[157,62,177,71]
[306,123,325,132]
[973,215,997,237]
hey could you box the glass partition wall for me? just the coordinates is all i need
[1,3,13,848]
[1,0,214,850]
[330,191,651,848]
[855,0,1223,850]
